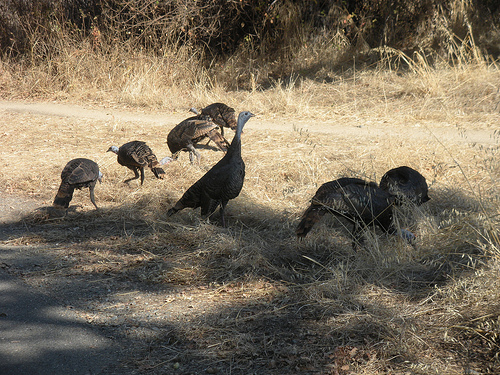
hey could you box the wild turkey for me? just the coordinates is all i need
[379,166,430,206]
[107,140,168,185]
[195,102,237,137]
[296,178,401,246]
[167,112,230,164]
[296,167,430,246]
[167,111,254,227]
[53,158,102,210]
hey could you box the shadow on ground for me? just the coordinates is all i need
[0,266,122,375]
[0,188,494,374]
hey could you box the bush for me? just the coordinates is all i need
[1,1,499,68]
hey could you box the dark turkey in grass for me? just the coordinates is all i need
[296,167,430,248]
[167,111,254,227]
[379,166,430,206]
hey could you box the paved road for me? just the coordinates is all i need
[0,193,124,374]
[0,266,121,374]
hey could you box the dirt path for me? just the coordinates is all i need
[0,98,492,223]
[0,99,496,146]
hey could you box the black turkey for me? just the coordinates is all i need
[296,178,403,247]
[53,158,102,210]
[167,110,230,164]
[167,111,254,227]
[107,140,168,185]
[296,166,430,246]
[379,166,430,206]
[194,102,237,137]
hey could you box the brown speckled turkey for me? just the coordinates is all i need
[167,110,230,164]
[167,111,254,227]
[194,102,237,138]
[107,140,168,185]
[53,158,102,210]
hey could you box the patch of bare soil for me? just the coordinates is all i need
[0,193,41,224]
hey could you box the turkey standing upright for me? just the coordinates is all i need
[53,158,102,210]
[167,111,254,226]
[107,140,168,185]
[167,110,230,164]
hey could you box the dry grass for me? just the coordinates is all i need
[1,45,500,373]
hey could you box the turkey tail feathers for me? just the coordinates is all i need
[53,183,74,209]
[151,166,166,179]
[296,206,326,238]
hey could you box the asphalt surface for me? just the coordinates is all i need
[0,267,121,374]
[0,196,123,374]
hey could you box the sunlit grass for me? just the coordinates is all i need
[1,33,500,374]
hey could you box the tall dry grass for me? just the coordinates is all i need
[1,15,500,374]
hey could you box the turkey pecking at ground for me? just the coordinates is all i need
[193,102,237,138]
[295,178,401,247]
[107,140,169,185]
[296,166,430,247]
[167,111,254,227]
[53,158,102,210]
[379,166,430,206]
[167,110,230,164]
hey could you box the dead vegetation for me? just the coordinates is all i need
[0,1,500,373]
[1,81,499,373]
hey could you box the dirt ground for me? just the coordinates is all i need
[0,99,495,144]
[0,100,498,374]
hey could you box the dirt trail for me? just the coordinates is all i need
[0,99,496,145]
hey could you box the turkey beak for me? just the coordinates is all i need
[399,229,416,248]
[160,156,173,165]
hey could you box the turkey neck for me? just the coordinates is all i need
[226,118,244,158]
